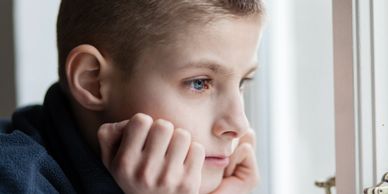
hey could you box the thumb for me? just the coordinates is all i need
[225,129,256,177]
[225,143,257,178]
[239,128,256,149]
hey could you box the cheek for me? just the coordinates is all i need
[140,95,214,139]
[147,98,208,128]
[113,81,215,142]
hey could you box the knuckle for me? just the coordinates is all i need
[138,176,153,189]
[155,119,174,129]
[241,143,254,152]
[175,128,191,142]
[154,119,174,134]
[137,176,153,189]
[132,113,153,126]
[135,161,156,188]
[97,124,109,140]
[240,128,257,145]
[99,123,113,131]
[97,123,115,138]
[246,128,256,137]
[159,172,179,189]
[135,171,150,188]
[191,142,205,156]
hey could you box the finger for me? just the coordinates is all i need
[114,113,153,164]
[165,128,191,167]
[233,144,259,185]
[97,120,128,167]
[185,142,205,181]
[157,128,191,187]
[225,144,244,177]
[239,128,256,149]
[138,119,174,184]
[142,119,174,160]
[225,143,257,178]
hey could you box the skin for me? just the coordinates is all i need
[65,15,262,194]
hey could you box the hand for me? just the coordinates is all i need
[97,113,205,194]
[210,129,259,194]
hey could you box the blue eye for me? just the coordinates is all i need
[188,79,211,91]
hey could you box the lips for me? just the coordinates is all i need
[205,155,230,168]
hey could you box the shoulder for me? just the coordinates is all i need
[0,116,46,158]
[0,127,76,194]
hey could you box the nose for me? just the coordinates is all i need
[212,89,250,140]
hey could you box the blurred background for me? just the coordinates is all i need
[247,0,335,193]
[3,0,378,194]
[1,0,59,112]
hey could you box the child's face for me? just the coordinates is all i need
[106,16,262,193]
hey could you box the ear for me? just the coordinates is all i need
[65,44,108,111]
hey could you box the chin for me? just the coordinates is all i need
[199,166,224,194]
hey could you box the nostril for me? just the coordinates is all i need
[222,131,239,138]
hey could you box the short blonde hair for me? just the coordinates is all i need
[57,0,265,90]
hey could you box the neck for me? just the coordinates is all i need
[70,100,102,156]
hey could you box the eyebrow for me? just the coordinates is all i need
[177,60,258,75]
[178,61,227,74]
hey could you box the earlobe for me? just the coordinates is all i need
[66,44,107,111]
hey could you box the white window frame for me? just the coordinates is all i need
[333,0,387,193]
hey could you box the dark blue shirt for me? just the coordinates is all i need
[0,83,123,194]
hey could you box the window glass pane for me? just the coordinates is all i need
[14,0,60,106]
[246,1,336,193]
[373,0,388,179]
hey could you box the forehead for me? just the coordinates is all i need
[136,16,262,75]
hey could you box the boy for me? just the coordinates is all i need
[0,0,264,193]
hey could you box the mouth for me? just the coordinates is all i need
[205,155,230,168]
